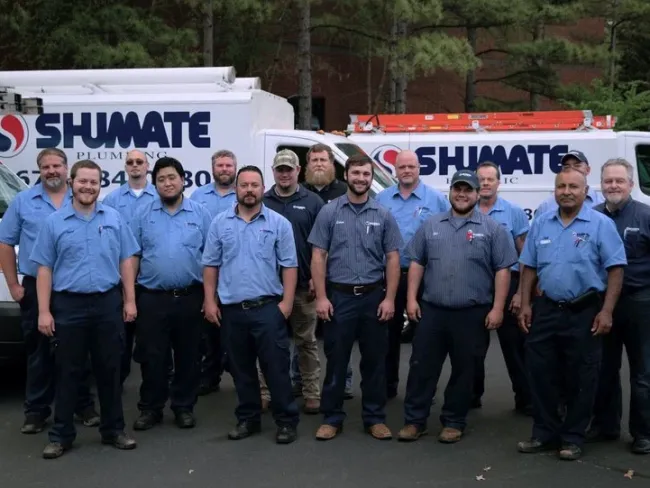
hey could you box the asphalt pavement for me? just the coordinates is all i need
[1,338,649,488]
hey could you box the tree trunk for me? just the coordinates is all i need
[297,0,312,130]
[608,0,620,89]
[530,20,543,111]
[394,21,408,114]
[388,16,398,114]
[202,0,213,67]
[465,26,477,112]
[366,48,372,113]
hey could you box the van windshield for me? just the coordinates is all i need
[335,143,396,190]
[0,163,28,218]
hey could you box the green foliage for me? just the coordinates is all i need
[558,79,650,131]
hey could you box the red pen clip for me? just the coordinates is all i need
[466,230,474,242]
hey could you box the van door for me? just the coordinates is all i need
[625,134,650,206]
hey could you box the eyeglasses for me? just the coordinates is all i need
[126,159,145,166]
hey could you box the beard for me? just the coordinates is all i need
[347,180,370,196]
[605,193,625,206]
[161,192,183,206]
[305,166,335,187]
[450,199,476,216]
[237,193,261,209]
[43,177,64,190]
[214,173,235,187]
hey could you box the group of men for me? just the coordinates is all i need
[0,143,648,463]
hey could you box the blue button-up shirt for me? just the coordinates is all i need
[201,204,298,305]
[376,182,450,268]
[520,204,627,301]
[308,195,403,285]
[480,197,529,272]
[535,187,604,216]
[131,197,212,290]
[190,183,236,219]
[102,182,158,226]
[29,203,139,293]
[0,184,72,278]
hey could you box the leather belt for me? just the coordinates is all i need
[328,281,383,296]
[223,295,279,310]
[543,290,602,313]
[140,283,201,298]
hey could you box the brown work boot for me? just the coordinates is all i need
[303,398,320,415]
[367,423,393,440]
[397,424,428,442]
[315,424,341,441]
[438,427,462,443]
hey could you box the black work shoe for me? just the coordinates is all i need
[585,427,619,443]
[174,411,196,429]
[228,422,261,440]
[42,442,70,459]
[133,411,162,431]
[198,382,220,396]
[558,443,582,461]
[75,406,101,427]
[632,438,650,454]
[101,433,137,450]
[517,438,557,453]
[21,414,46,434]
[276,425,297,444]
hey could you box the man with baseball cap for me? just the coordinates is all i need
[397,169,517,444]
[256,149,325,414]
[536,150,604,216]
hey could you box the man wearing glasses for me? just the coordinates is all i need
[102,150,158,386]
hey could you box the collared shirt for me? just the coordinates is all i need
[304,179,347,204]
[201,204,298,304]
[479,197,529,272]
[263,185,324,288]
[131,197,212,290]
[190,183,237,219]
[520,205,627,301]
[535,187,604,216]
[0,184,72,278]
[101,182,158,226]
[376,181,450,268]
[594,198,650,289]
[307,194,403,285]
[29,203,139,293]
[407,209,517,309]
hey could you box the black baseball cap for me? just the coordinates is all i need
[450,170,479,190]
[561,150,589,165]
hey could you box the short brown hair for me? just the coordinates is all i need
[37,148,67,168]
[70,160,102,180]
[211,149,237,165]
[307,143,334,163]
[345,154,374,175]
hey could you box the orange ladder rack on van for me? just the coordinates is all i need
[348,110,617,133]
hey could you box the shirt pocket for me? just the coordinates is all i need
[425,235,445,260]
[329,224,348,254]
[624,229,644,259]
[181,221,203,249]
[537,242,553,265]
[362,222,383,257]
[58,228,86,257]
[99,224,120,253]
[567,239,597,264]
[467,237,490,263]
[255,229,277,260]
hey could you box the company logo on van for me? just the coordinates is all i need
[0,114,29,158]
[371,144,401,174]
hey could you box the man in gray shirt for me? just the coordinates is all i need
[397,170,517,444]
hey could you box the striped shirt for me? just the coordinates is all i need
[308,194,403,285]
[407,208,518,309]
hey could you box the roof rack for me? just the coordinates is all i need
[348,110,617,133]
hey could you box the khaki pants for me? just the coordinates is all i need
[259,289,320,400]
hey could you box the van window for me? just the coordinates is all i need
[0,163,28,218]
[637,145,650,196]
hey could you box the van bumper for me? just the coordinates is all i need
[0,301,24,360]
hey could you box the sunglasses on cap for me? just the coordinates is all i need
[126,159,146,166]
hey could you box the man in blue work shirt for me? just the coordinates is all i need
[202,165,300,444]
[518,167,626,461]
[102,149,158,386]
[535,150,604,215]
[0,148,99,434]
[308,154,403,441]
[588,158,650,455]
[397,170,517,444]
[473,161,532,415]
[258,149,324,414]
[375,149,449,400]
[29,159,140,459]
[190,149,237,396]
[130,157,212,432]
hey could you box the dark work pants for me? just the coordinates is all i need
[221,299,299,427]
[49,287,124,444]
[321,287,388,427]
[404,302,490,431]
[526,297,602,446]
[19,276,94,420]
[120,320,136,386]
[474,272,531,408]
[591,292,650,441]
[200,321,225,387]
[136,287,203,414]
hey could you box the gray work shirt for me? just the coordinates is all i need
[407,208,518,309]
[308,194,403,285]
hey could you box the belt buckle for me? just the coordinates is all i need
[557,300,567,309]
[241,300,252,310]
[172,289,182,298]
[353,286,364,296]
